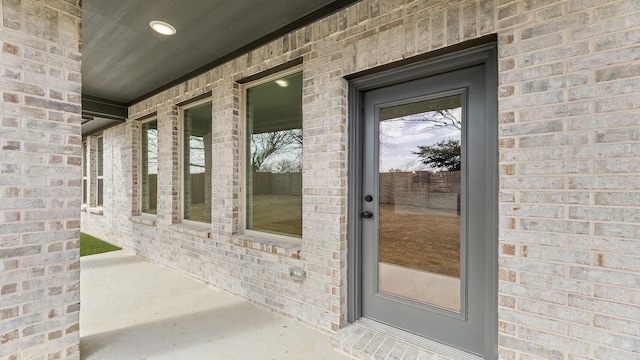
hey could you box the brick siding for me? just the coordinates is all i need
[0,0,82,359]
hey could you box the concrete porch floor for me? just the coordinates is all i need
[80,250,352,360]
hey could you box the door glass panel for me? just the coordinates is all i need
[378,94,462,312]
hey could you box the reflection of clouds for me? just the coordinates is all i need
[261,145,302,170]
[189,136,205,173]
[145,128,158,174]
[379,110,461,172]
[379,153,422,172]
[380,121,437,149]
[251,129,302,173]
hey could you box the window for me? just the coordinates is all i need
[183,101,212,223]
[245,71,302,238]
[97,136,104,207]
[82,141,87,205]
[141,119,158,214]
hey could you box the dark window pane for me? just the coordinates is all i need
[97,137,103,177]
[141,120,158,214]
[246,72,302,237]
[97,137,104,206]
[82,142,87,176]
[82,179,87,204]
[97,179,104,207]
[183,102,212,223]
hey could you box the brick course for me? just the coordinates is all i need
[80,1,640,359]
[1,0,82,359]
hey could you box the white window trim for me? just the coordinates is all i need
[179,98,212,225]
[240,66,303,245]
[139,117,158,216]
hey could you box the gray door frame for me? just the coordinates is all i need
[347,43,498,358]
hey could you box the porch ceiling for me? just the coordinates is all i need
[81,0,359,134]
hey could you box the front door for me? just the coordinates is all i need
[359,63,494,355]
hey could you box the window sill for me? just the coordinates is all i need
[232,234,301,259]
[88,207,104,215]
[81,204,87,212]
[171,222,211,239]
[132,214,157,227]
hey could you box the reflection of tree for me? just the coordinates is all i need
[264,158,301,173]
[413,138,461,171]
[251,129,301,172]
[189,136,205,172]
[408,109,461,172]
[401,109,461,130]
[380,108,461,149]
[144,127,158,174]
[387,159,421,172]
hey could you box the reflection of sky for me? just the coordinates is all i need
[148,161,158,175]
[146,129,158,174]
[260,145,301,170]
[251,130,302,173]
[379,109,461,172]
[190,136,205,173]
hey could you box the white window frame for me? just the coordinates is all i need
[140,117,158,216]
[180,98,212,225]
[240,66,303,244]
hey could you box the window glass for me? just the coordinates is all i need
[378,95,462,312]
[97,137,104,206]
[246,71,302,237]
[82,141,87,205]
[183,102,212,223]
[142,120,158,214]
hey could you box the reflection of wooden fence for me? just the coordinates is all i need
[148,172,456,210]
[148,174,158,209]
[148,172,301,207]
[189,173,205,203]
[253,172,302,195]
[379,171,460,211]
[149,171,460,210]
[146,173,205,208]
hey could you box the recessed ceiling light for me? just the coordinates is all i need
[150,21,176,36]
[275,79,289,87]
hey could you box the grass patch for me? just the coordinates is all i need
[80,233,121,257]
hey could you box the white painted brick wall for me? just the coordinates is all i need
[82,1,640,359]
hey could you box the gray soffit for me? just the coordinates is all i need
[81,116,124,137]
[81,96,127,135]
[81,0,360,133]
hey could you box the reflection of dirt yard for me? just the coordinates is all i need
[190,195,303,235]
[251,195,302,236]
[197,196,460,277]
[249,196,459,278]
[379,205,460,278]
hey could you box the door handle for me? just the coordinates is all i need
[362,210,373,219]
